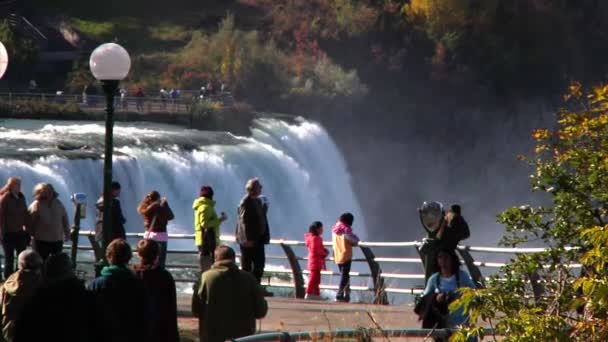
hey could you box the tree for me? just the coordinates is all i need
[453,83,608,341]
[0,20,39,81]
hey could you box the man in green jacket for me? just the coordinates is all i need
[193,245,268,342]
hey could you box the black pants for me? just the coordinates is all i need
[33,240,63,260]
[337,260,352,301]
[240,244,266,283]
[2,232,29,279]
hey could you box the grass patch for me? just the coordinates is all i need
[71,18,114,41]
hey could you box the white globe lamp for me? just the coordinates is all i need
[0,42,9,79]
[89,43,130,81]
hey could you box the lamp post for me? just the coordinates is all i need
[0,42,9,79]
[89,43,130,258]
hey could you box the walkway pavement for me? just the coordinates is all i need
[178,295,422,341]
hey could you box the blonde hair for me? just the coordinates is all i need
[33,183,57,200]
[0,177,21,196]
[245,178,260,193]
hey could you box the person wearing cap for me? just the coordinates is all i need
[193,185,227,272]
[0,249,43,341]
[437,204,470,251]
[95,181,126,252]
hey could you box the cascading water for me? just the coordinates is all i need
[0,117,365,248]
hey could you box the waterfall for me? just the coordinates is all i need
[0,117,365,246]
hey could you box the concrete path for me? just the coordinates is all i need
[178,295,424,341]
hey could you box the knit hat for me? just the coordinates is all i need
[200,185,214,198]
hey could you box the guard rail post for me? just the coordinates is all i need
[359,246,388,304]
[457,247,485,288]
[279,243,305,298]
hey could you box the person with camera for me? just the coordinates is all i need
[193,185,227,272]
[417,248,476,340]
[137,191,174,269]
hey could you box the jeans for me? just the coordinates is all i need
[157,241,167,269]
[2,232,29,279]
[240,244,266,283]
[337,260,352,301]
[33,239,63,261]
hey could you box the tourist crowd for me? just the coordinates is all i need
[0,175,473,341]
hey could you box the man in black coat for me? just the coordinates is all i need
[95,181,126,252]
[235,178,271,289]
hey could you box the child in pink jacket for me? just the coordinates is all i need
[304,221,329,300]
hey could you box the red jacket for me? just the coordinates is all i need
[305,233,328,271]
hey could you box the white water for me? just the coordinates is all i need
[0,117,365,247]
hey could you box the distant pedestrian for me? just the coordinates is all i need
[193,185,227,272]
[332,212,359,303]
[119,87,128,109]
[192,245,268,342]
[95,181,126,257]
[88,239,151,342]
[135,87,145,112]
[138,191,174,268]
[160,87,168,109]
[26,183,70,260]
[235,178,272,295]
[305,221,328,300]
[133,240,180,342]
[0,177,29,279]
[0,250,43,342]
[28,80,37,93]
[15,253,96,342]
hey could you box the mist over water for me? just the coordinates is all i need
[0,118,365,247]
[332,100,556,247]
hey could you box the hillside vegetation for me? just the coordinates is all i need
[12,0,608,113]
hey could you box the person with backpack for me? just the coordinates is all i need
[416,248,476,341]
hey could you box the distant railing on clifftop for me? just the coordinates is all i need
[0,91,235,115]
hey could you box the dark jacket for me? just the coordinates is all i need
[235,196,269,245]
[95,196,126,243]
[440,215,470,251]
[88,265,150,342]
[15,277,95,342]
[139,201,174,233]
[133,264,180,342]
[193,260,268,342]
[0,192,28,235]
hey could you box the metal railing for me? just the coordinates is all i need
[0,91,235,114]
[62,230,577,304]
